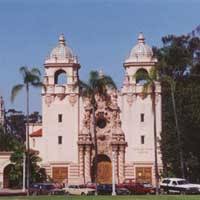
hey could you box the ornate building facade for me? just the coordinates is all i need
[29,33,162,186]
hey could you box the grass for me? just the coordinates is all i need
[1,195,200,200]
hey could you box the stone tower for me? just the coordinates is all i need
[41,34,80,183]
[120,33,162,185]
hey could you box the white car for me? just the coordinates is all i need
[160,178,200,194]
[64,185,95,195]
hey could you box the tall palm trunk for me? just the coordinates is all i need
[92,101,98,195]
[152,85,159,195]
[26,84,30,195]
[170,83,185,178]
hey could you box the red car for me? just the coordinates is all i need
[118,179,155,194]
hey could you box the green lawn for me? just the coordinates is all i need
[1,195,200,200]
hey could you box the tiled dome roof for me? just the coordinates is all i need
[45,34,78,64]
[125,33,154,63]
[50,34,73,59]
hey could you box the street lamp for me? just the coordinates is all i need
[112,151,116,196]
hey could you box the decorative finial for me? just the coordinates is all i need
[99,69,104,78]
[59,34,66,45]
[138,32,145,44]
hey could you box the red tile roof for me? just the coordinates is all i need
[30,128,42,137]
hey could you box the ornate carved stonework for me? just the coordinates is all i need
[127,94,134,106]
[45,95,54,107]
[78,90,127,183]
[68,94,78,106]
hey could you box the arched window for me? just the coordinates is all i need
[135,68,149,85]
[54,69,67,84]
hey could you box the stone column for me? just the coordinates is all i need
[118,146,125,183]
[0,170,3,189]
[79,146,85,182]
[84,146,91,183]
[112,146,119,184]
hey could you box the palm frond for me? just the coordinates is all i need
[19,66,29,80]
[31,81,44,88]
[11,84,24,102]
[89,71,99,89]
[24,73,41,84]
[149,67,157,81]
[31,68,41,76]
[79,80,93,97]
[102,75,117,89]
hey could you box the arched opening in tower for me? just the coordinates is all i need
[54,69,67,85]
[135,68,149,85]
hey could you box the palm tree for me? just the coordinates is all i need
[80,70,116,194]
[135,68,160,195]
[11,66,42,194]
[161,75,185,178]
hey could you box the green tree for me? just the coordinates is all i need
[134,68,160,194]
[80,70,116,194]
[156,34,200,180]
[11,66,42,193]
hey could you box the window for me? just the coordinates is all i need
[140,113,144,122]
[141,135,145,144]
[172,181,177,185]
[58,136,62,144]
[33,138,35,148]
[58,114,62,122]
[162,180,170,184]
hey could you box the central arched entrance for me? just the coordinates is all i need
[91,154,112,184]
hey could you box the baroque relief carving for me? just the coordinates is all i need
[127,94,134,106]
[68,94,78,106]
[45,95,54,107]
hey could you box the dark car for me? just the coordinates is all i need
[97,184,130,195]
[97,184,112,195]
[30,183,65,195]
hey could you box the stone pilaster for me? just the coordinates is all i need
[84,146,91,183]
[79,146,84,182]
[118,146,125,183]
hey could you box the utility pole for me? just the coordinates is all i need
[112,151,116,196]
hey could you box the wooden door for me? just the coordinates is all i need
[136,167,152,184]
[52,167,68,183]
[97,161,112,184]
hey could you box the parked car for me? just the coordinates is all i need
[64,185,95,195]
[97,184,112,195]
[142,182,156,194]
[160,178,199,194]
[85,182,97,189]
[116,187,131,195]
[29,183,65,195]
[97,184,130,195]
[118,181,155,194]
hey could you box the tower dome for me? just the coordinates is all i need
[125,33,155,63]
[45,34,78,64]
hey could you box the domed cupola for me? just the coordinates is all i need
[125,33,156,63]
[45,34,79,64]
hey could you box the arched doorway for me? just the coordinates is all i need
[91,154,112,184]
[3,164,14,188]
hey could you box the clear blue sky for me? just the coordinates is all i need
[0,0,199,113]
